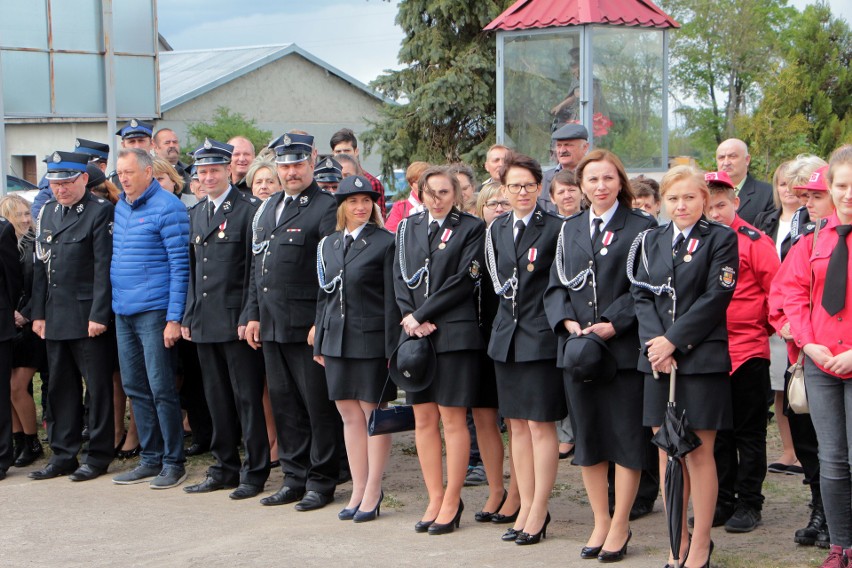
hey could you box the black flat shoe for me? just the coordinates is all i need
[428,500,464,535]
[475,489,508,522]
[114,432,127,457]
[516,512,550,546]
[581,545,603,559]
[229,483,262,500]
[260,485,304,506]
[491,506,520,524]
[294,490,334,512]
[184,476,237,494]
[116,445,141,460]
[414,519,435,533]
[598,529,632,563]
[69,464,107,482]
[28,462,76,480]
[185,443,210,457]
[502,527,522,542]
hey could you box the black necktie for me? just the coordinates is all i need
[284,195,294,209]
[514,220,526,251]
[672,233,685,257]
[344,235,354,256]
[823,225,851,315]
[207,203,214,223]
[428,221,439,245]
[592,218,603,245]
[62,206,69,219]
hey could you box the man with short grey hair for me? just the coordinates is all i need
[715,138,774,224]
[110,148,190,490]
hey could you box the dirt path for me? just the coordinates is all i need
[0,427,823,567]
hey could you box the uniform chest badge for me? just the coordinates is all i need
[527,247,538,272]
[469,259,481,280]
[720,265,736,288]
[600,231,614,255]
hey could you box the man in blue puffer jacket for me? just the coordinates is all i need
[109,148,191,490]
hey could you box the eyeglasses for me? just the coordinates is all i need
[485,200,511,209]
[505,183,539,194]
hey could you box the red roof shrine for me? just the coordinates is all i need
[484,0,679,31]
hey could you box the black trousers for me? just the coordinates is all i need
[715,357,770,511]
[45,334,115,469]
[178,340,212,448]
[0,341,12,471]
[196,341,269,487]
[784,371,821,487]
[263,341,340,494]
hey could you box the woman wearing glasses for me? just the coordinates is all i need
[394,165,486,535]
[544,149,656,562]
[486,152,566,545]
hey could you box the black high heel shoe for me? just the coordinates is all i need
[502,527,522,542]
[353,491,383,523]
[475,489,508,522]
[491,505,520,524]
[428,500,464,535]
[580,544,603,559]
[685,540,713,568]
[338,502,361,521]
[598,529,632,562]
[414,519,435,533]
[516,512,551,545]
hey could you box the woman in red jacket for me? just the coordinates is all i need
[773,145,852,568]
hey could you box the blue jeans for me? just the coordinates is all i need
[806,357,852,547]
[116,310,185,470]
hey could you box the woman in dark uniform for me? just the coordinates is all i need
[0,195,45,467]
[393,165,485,535]
[631,165,738,568]
[545,149,656,561]
[486,152,566,545]
[313,175,397,523]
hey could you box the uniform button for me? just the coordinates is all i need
[839,340,844,344]
[52,284,57,288]
[203,258,208,262]
[587,322,592,326]
[271,234,275,239]
[588,301,593,306]
[202,293,207,297]
[264,269,268,274]
[289,238,293,242]
[667,309,672,314]
[203,242,208,247]
[203,275,207,280]
[839,317,843,322]
[263,287,268,292]
[687,344,693,350]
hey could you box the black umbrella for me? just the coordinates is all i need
[651,367,702,568]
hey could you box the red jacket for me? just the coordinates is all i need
[771,213,852,379]
[727,216,780,373]
[385,193,423,233]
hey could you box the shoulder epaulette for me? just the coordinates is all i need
[738,225,761,241]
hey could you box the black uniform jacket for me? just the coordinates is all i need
[393,208,485,353]
[631,216,739,375]
[314,223,399,360]
[184,186,259,343]
[0,219,23,342]
[242,182,337,343]
[31,191,113,341]
[736,174,774,225]
[544,205,657,369]
[486,206,562,363]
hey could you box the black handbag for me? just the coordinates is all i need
[367,376,415,436]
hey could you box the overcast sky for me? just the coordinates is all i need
[157,0,850,87]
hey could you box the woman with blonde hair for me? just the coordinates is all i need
[0,194,45,466]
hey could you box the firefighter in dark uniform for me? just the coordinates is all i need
[29,151,115,482]
[181,139,270,500]
[243,132,341,511]
[0,214,23,480]
[314,156,343,193]
[109,119,155,190]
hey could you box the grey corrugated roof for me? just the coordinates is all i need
[159,44,390,112]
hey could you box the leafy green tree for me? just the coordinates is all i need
[362,0,513,180]
[737,2,851,175]
[183,106,272,160]
[662,0,794,151]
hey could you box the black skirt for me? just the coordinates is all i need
[12,325,46,370]
[407,350,480,407]
[324,356,396,404]
[470,348,498,409]
[495,359,567,422]
[643,371,733,431]
[565,369,646,469]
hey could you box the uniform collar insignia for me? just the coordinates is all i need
[222,201,231,211]
[300,194,309,205]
